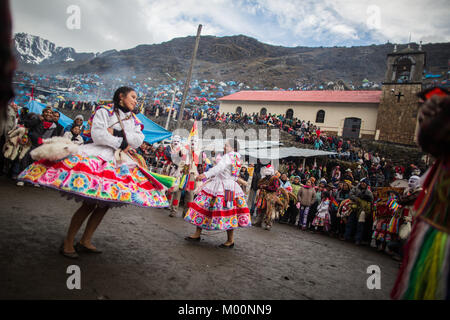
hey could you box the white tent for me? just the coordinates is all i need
[240,147,337,160]
[200,139,281,152]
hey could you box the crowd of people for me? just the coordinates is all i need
[150,106,423,179]
[0,87,442,268]
[244,159,422,262]
[0,102,88,185]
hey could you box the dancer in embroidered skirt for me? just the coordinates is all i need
[184,138,251,248]
[18,87,169,259]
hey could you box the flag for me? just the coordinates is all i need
[189,120,198,139]
[188,121,200,166]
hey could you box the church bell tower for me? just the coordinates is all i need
[375,44,426,145]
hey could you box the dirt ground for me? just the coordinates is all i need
[0,176,400,300]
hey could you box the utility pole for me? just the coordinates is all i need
[176,24,202,129]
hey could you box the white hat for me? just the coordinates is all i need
[172,135,181,143]
[75,115,84,121]
[261,164,275,178]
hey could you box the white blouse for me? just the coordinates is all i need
[79,108,144,163]
[202,151,245,197]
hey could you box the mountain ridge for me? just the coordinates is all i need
[13,33,450,89]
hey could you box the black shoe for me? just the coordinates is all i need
[75,242,102,254]
[185,236,201,242]
[218,243,234,249]
[59,243,79,259]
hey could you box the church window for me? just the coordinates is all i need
[316,110,325,123]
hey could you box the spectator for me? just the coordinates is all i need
[52,110,64,136]
[63,125,84,145]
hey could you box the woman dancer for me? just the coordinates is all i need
[184,138,251,248]
[19,87,169,258]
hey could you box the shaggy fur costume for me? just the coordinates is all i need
[2,126,32,161]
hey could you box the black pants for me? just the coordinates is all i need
[329,208,339,234]
[307,202,319,229]
[281,201,297,224]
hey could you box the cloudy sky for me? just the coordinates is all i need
[11,0,450,53]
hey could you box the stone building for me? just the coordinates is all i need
[375,45,426,145]
[218,44,426,145]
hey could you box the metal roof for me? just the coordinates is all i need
[219,90,382,104]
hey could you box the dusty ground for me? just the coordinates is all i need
[0,176,399,300]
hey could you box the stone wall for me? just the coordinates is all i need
[359,139,426,168]
[375,83,422,145]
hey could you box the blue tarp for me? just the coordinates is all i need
[26,100,76,128]
[136,114,172,144]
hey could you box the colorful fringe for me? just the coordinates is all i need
[148,171,176,189]
[391,159,450,300]
[131,153,175,189]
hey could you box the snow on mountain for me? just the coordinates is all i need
[13,33,94,66]
[14,33,56,64]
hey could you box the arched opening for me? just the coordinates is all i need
[395,57,413,83]
[343,117,362,138]
[236,106,242,115]
[286,108,294,119]
[260,108,267,116]
[316,110,325,123]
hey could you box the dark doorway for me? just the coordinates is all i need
[236,106,242,114]
[342,117,361,138]
[260,108,267,116]
[286,108,294,119]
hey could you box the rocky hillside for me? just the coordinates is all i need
[14,33,450,89]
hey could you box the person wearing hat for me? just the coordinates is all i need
[344,177,373,244]
[342,168,354,183]
[167,161,189,217]
[184,138,251,248]
[253,164,279,229]
[65,114,88,142]
[336,180,352,239]
[331,166,341,183]
[296,178,317,230]
[284,176,302,225]
[353,164,366,182]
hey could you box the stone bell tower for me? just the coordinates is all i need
[375,44,426,145]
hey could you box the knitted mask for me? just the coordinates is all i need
[408,175,420,190]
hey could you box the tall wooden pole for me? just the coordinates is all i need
[176,24,202,129]
[165,90,176,130]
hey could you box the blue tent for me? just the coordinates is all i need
[136,114,172,144]
[26,100,77,128]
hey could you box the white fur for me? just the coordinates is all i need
[3,127,32,161]
[30,136,79,161]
